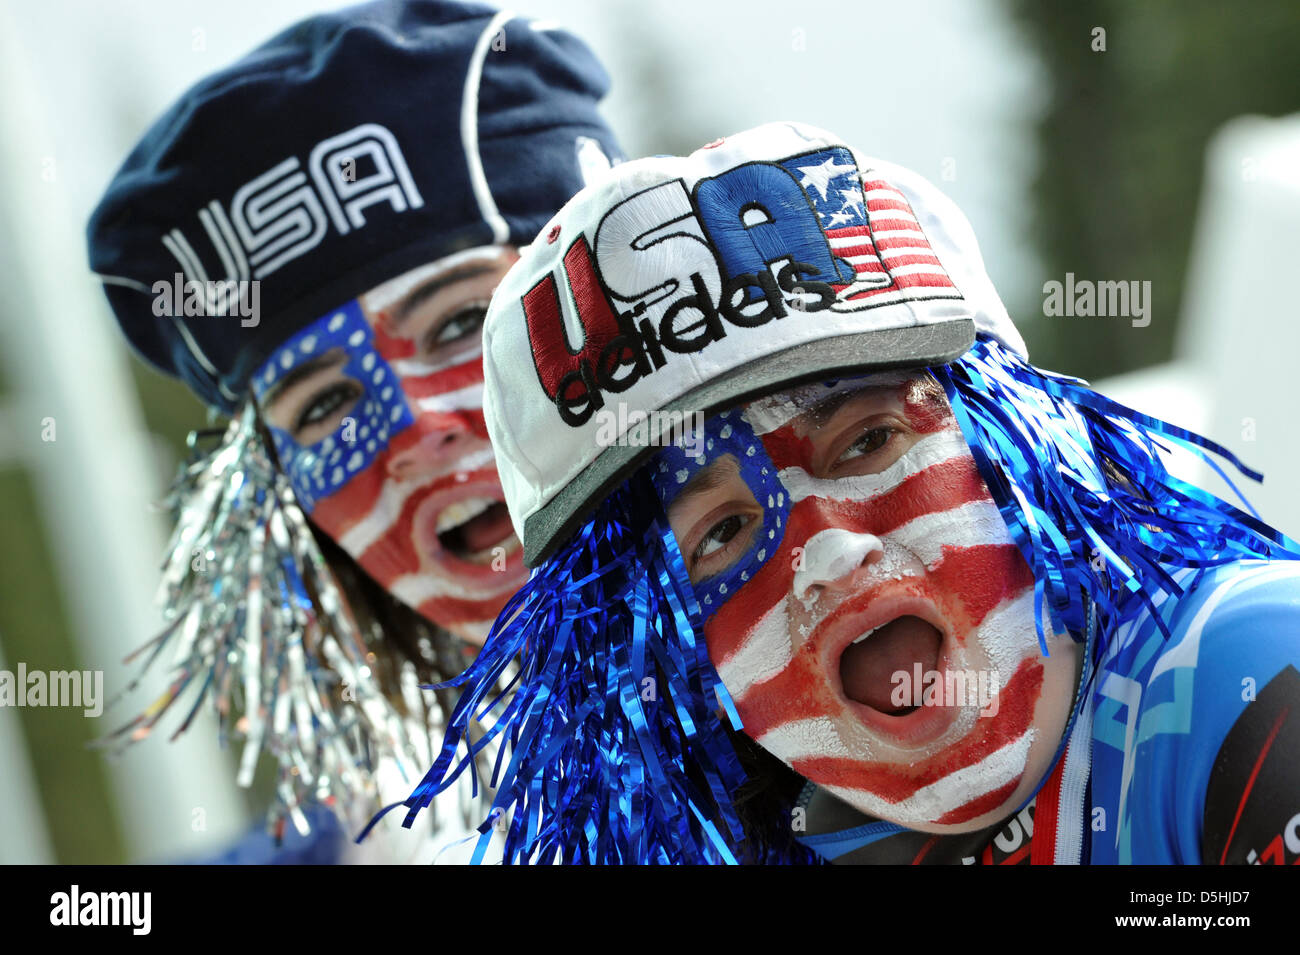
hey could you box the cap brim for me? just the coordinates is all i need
[522,317,976,567]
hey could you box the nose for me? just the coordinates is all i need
[793,528,884,601]
[386,413,473,481]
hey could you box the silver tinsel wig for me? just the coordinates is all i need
[100,401,464,841]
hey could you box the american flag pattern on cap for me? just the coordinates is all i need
[480,122,1027,568]
[783,149,962,307]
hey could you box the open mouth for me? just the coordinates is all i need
[818,594,964,747]
[839,614,943,715]
[411,481,525,588]
[434,497,516,563]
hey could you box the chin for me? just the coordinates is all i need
[822,635,1081,835]
[871,772,1038,835]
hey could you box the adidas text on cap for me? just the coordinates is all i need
[482,122,1027,566]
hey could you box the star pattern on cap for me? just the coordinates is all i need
[796,155,857,200]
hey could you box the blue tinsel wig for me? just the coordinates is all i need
[376,334,1300,864]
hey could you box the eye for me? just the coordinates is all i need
[836,425,899,466]
[294,381,361,436]
[695,514,750,560]
[422,303,488,354]
[687,510,760,582]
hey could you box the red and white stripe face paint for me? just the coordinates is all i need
[663,372,1079,830]
[255,246,527,645]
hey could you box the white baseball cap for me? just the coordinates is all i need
[481,121,1027,566]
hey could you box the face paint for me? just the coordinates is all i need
[254,247,526,643]
[650,410,790,615]
[655,372,1064,829]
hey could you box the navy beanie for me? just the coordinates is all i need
[87,0,622,412]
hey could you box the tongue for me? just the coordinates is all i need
[447,502,514,554]
[840,615,942,713]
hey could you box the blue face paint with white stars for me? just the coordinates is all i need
[252,299,415,512]
[650,409,790,622]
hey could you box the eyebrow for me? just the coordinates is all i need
[667,455,740,514]
[388,262,500,327]
[803,389,857,430]
[260,348,346,407]
[799,377,919,431]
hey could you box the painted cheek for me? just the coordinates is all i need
[652,410,790,620]
[382,343,492,477]
[685,417,820,664]
[374,360,521,627]
[396,358,487,414]
[713,418,1046,817]
[726,543,1042,742]
[256,305,416,517]
[699,430,846,709]
[382,329,489,437]
[258,307,516,633]
[790,658,1045,812]
[683,385,1030,791]
[701,527,800,665]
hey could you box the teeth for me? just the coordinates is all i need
[851,625,883,646]
[435,496,497,535]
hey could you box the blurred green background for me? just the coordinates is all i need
[1010,0,1300,377]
